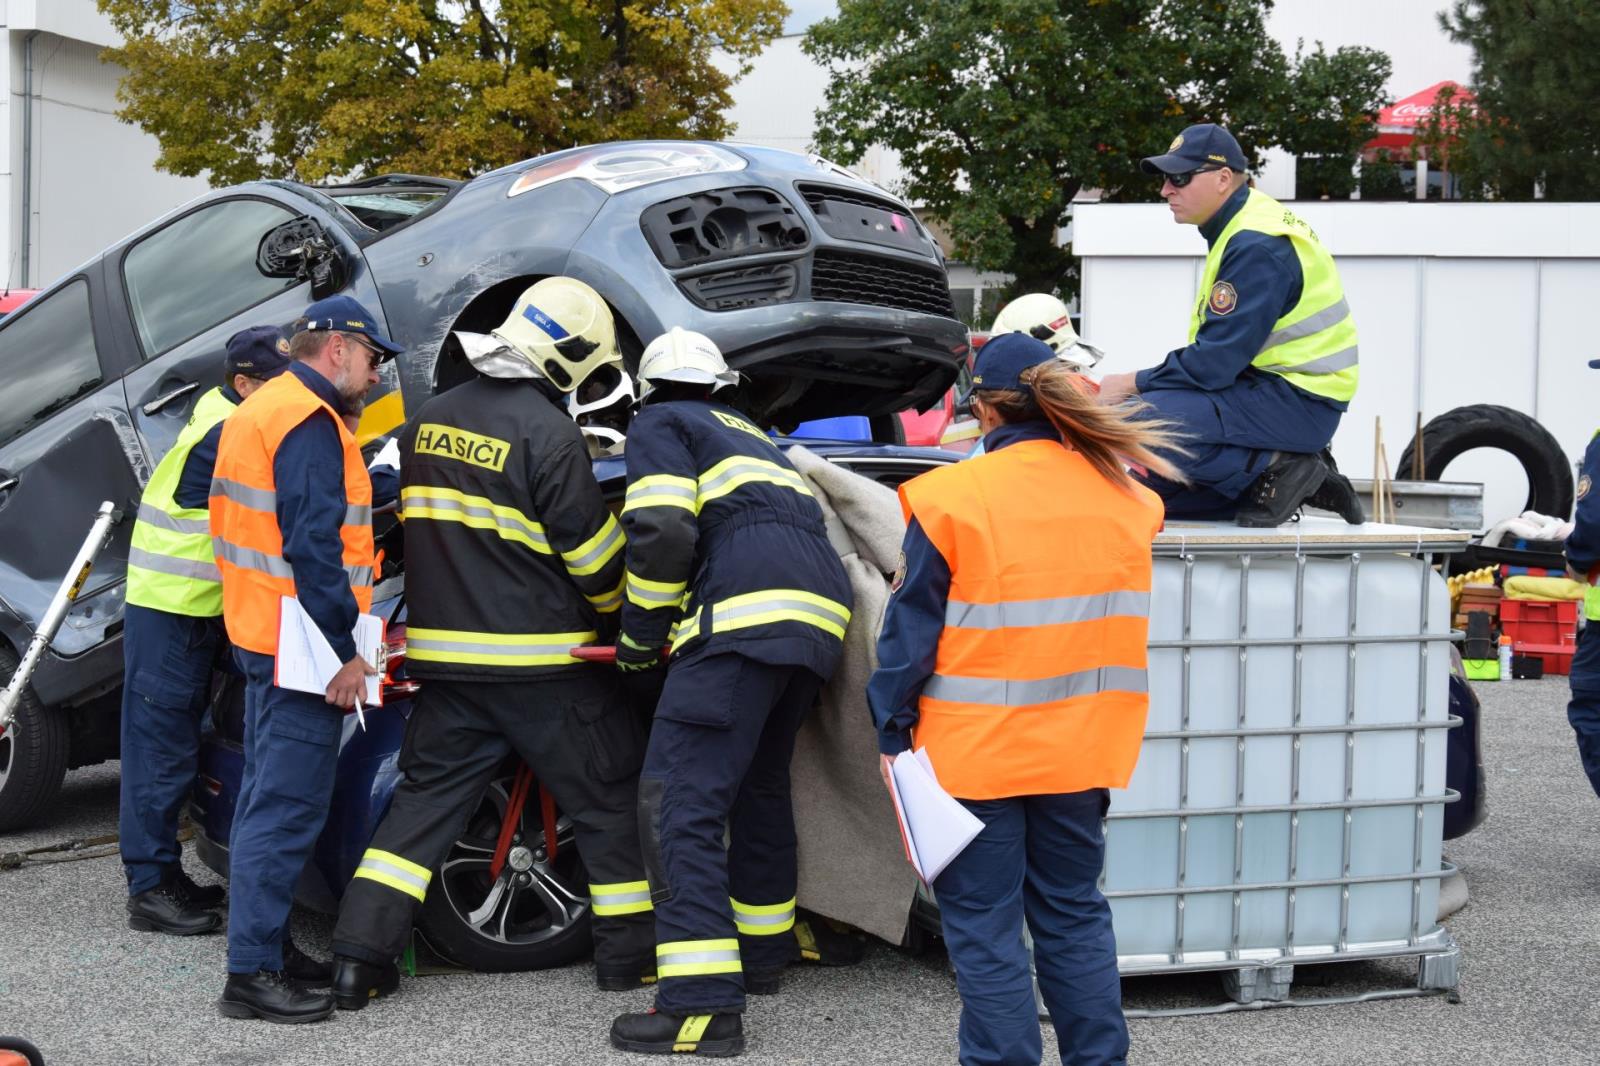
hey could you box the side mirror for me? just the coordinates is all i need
[257,217,349,299]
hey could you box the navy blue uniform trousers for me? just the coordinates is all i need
[1136,374,1341,519]
[1567,623,1600,799]
[934,789,1126,1066]
[640,652,822,1014]
[119,604,225,895]
[226,648,345,973]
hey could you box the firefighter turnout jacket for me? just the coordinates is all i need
[397,376,625,681]
[618,400,852,675]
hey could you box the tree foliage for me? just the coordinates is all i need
[98,0,787,185]
[1280,43,1392,200]
[1427,1,1600,200]
[803,0,1390,297]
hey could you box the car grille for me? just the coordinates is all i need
[680,263,799,311]
[810,250,956,317]
[798,183,915,222]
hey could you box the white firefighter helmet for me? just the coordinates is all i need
[989,293,1105,371]
[636,327,740,402]
[567,364,636,456]
[489,277,621,393]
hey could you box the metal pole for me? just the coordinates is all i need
[0,501,119,735]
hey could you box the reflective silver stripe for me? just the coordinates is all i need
[696,460,809,499]
[213,538,294,579]
[565,520,623,571]
[1258,297,1351,352]
[210,477,277,512]
[127,546,220,583]
[401,489,548,550]
[731,905,795,927]
[346,565,374,587]
[356,854,430,896]
[946,591,1150,630]
[1261,344,1359,377]
[626,480,697,504]
[627,580,686,605]
[345,503,372,527]
[711,597,851,630]
[923,665,1148,707]
[136,502,209,536]
[592,887,653,908]
[657,948,741,967]
[406,636,581,658]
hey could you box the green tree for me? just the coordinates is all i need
[1358,149,1408,201]
[1427,1,1600,201]
[804,0,1389,298]
[98,0,787,185]
[1278,43,1392,200]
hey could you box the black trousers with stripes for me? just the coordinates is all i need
[331,671,654,977]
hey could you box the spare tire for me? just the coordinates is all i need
[1395,404,1574,519]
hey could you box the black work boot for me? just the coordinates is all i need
[284,939,333,987]
[127,877,222,936]
[171,865,226,909]
[793,914,867,966]
[218,970,335,1023]
[1234,452,1328,528]
[330,955,400,1010]
[1305,449,1366,525]
[744,968,783,996]
[596,963,659,991]
[610,1008,745,1057]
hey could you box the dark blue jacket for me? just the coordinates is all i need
[867,420,1059,755]
[173,384,243,510]
[619,399,852,678]
[1135,184,1347,415]
[1567,433,1600,575]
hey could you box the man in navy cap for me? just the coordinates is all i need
[1097,123,1365,527]
[210,294,400,1023]
[120,326,291,937]
[1563,371,1600,804]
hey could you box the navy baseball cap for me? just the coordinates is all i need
[297,294,403,361]
[225,325,292,380]
[1140,123,1249,176]
[969,332,1058,395]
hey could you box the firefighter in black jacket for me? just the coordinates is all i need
[329,278,654,1007]
[608,329,853,1058]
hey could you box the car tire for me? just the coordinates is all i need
[0,644,70,832]
[415,765,594,972]
[1395,404,1575,519]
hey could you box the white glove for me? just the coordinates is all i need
[369,436,401,472]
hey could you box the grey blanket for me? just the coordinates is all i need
[784,445,923,944]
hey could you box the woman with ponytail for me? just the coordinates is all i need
[867,333,1184,1066]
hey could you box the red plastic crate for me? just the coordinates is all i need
[1500,600,1578,648]
[1514,641,1574,675]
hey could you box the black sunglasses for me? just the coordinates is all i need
[1165,165,1228,188]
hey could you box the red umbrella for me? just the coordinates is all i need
[1367,80,1476,151]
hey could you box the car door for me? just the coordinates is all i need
[114,193,383,465]
[0,271,145,661]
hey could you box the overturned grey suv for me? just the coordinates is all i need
[0,140,964,829]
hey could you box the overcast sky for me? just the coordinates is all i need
[784,0,837,34]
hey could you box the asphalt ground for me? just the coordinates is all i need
[2,677,1597,1065]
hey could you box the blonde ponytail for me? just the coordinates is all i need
[976,362,1189,490]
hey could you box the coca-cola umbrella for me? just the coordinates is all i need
[1367,80,1476,152]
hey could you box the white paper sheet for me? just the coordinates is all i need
[888,747,985,884]
[274,596,384,708]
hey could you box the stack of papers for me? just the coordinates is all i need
[274,597,385,715]
[887,748,985,883]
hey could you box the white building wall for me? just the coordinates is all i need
[1075,202,1600,526]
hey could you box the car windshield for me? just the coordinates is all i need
[325,189,449,233]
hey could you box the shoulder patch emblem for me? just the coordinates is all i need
[1168,133,1184,153]
[890,551,907,593]
[276,337,291,354]
[1208,281,1238,316]
[1580,474,1591,501]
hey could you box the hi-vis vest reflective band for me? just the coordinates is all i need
[126,387,237,617]
[210,372,375,656]
[1189,189,1359,403]
[899,439,1163,801]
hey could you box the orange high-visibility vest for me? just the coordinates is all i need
[210,371,375,656]
[899,439,1164,800]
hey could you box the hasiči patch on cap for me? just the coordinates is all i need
[1169,134,1184,153]
[1208,281,1238,316]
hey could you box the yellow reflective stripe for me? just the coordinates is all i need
[731,896,796,936]
[561,513,625,576]
[590,880,654,916]
[405,627,597,667]
[675,1015,713,1050]
[656,938,741,978]
[625,571,688,609]
[352,848,432,903]
[622,474,699,515]
[587,575,625,614]
[695,455,813,507]
[400,485,550,554]
[709,589,852,639]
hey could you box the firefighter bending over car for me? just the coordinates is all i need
[606,328,853,1058]
[328,278,656,1009]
